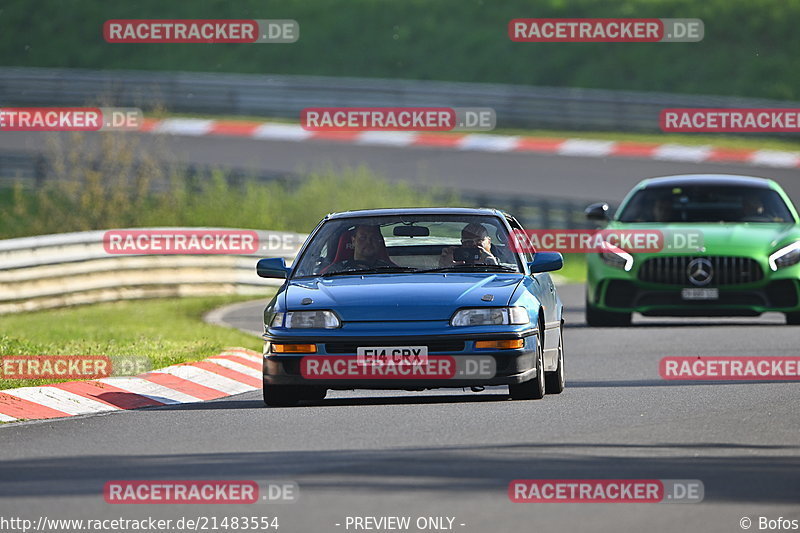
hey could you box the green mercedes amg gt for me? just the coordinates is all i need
[585,175,800,326]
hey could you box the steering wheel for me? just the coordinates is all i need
[345,259,373,269]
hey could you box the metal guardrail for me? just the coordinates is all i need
[2,67,799,133]
[0,228,305,314]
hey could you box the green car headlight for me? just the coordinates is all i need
[451,307,529,326]
[598,241,634,272]
[769,241,800,271]
[279,310,341,329]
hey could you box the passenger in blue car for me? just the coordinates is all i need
[325,224,398,272]
[439,222,499,267]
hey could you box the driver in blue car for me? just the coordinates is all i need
[331,224,398,271]
[439,222,499,267]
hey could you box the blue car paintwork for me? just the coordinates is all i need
[284,273,523,321]
[260,207,564,387]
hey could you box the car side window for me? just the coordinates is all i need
[506,217,534,264]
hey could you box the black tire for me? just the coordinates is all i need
[262,384,301,407]
[785,312,800,325]
[585,296,632,327]
[300,387,328,401]
[545,324,565,394]
[509,327,545,400]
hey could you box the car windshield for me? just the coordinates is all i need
[617,185,795,223]
[291,214,522,278]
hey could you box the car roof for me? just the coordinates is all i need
[639,174,775,189]
[325,207,506,219]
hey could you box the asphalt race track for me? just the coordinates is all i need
[1,131,798,530]
[1,284,797,532]
[2,130,800,202]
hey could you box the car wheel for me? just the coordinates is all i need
[545,324,565,394]
[585,295,632,326]
[262,383,301,407]
[509,328,545,400]
[785,312,800,325]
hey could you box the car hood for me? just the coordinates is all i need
[284,273,523,321]
[607,222,800,255]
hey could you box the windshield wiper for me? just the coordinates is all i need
[320,266,418,277]
[416,264,518,273]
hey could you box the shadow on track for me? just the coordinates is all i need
[569,379,795,388]
[147,391,512,411]
[1,442,797,504]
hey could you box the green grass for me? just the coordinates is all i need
[556,254,587,284]
[0,295,266,390]
[0,167,460,239]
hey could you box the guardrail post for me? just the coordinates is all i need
[565,201,576,229]
[540,199,551,229]
[34,155,47,188]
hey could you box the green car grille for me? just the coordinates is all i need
[638,256,763,286]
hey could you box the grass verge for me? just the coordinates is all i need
[557,254,587,284]
[0,295,266,390]
[0,165,459,239]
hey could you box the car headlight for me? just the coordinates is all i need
[273,310,341,329]
[599,241,634,271]
[769,241,800,271]
[451,307,529,326]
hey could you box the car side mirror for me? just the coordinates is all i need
[585,202,610,222]
[257,258,290,279]
[528,252,563,273]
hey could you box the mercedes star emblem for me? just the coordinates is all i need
[687,258,713,286]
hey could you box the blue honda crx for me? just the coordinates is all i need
[256,208,565,406]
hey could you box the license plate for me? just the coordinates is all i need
[356,346,428,366]
[681,288,719,300]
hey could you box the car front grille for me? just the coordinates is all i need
[637,256,763,286]
[325,340,465,354]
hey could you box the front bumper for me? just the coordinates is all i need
[262,330,539,389]
[587,254,800,316]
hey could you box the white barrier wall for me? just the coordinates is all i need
[0,228,306,314]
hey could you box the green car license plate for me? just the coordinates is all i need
[681,288,719,300]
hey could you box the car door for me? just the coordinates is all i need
[506,215,560,366]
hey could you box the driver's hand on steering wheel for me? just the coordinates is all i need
[439,246,461,267]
